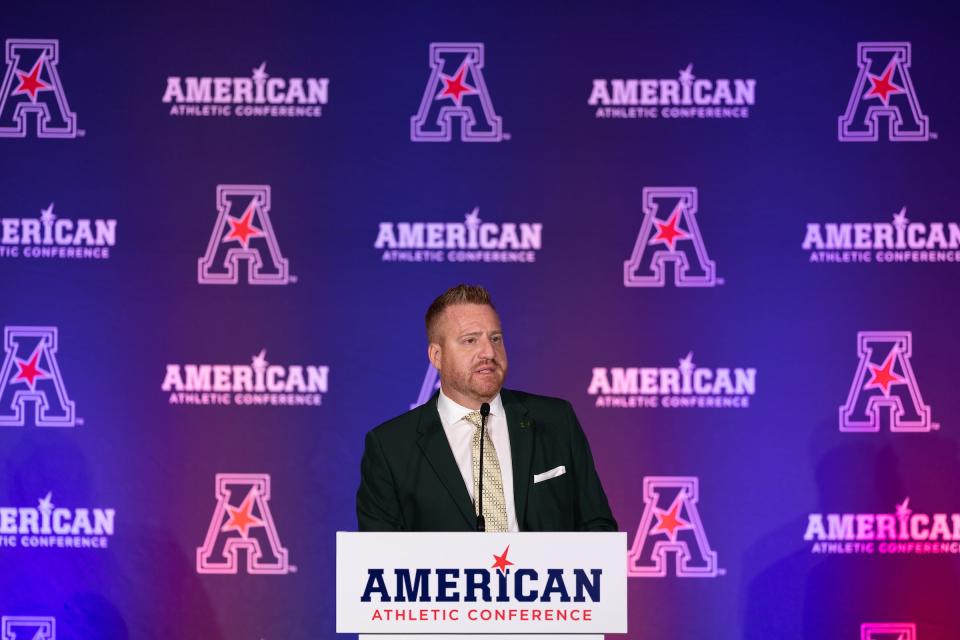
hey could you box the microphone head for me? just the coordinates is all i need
[480,402,490,417]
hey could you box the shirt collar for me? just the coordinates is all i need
[437,388,503,427]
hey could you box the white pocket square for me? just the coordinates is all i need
[533,465,566,484]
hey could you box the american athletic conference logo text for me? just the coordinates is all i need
[1,616,56,640]
[375,207,541,263]
[628,477,722,577]
[803,207,959,264]
[162,348,328,407]
[624,187,721,287]
[411,43,506,142]
[361,545,601,623]
[0,38,79,138]
[198,185,292,285]
[0,327,77,427]
[838,42,932,142]
[1,202,116,260]
[589,63,756,120]
[588,352,755,409]
[163,61,328,119]
[197,473,293,574]
[806,497,960,555]
[0,491,114,550]
[839,331,936,433]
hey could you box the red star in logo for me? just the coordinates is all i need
[13,345,51,391]
[651,495,691,542]
[224,203,265,249]
[865,60,904,106]
[491,545,514,574]
[221,489,265,538]
[13,59,51,101]
[436,62,476,106]
[649,204,690,251]
[864,351,905,396]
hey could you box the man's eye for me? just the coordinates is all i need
[491,336,502,343]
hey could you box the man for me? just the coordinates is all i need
[357,284,617,532]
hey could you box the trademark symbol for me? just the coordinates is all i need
[716,277,726,286]
[77,129,86,137]
[933,423,941,431]
[76,417,85,426]
[503,133,511,141]
[289,275,298,284]
[289,565,298,573]
[930,132,938,140]
[718,568,727,576]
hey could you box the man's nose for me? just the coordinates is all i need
[477,335,496,359]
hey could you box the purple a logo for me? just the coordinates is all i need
[861,622,917,640]
[197,473,292,574]
[624,187,719,287]
[840,331,936,433]
[410,43,504,142]
[0,327,75,427]
[628,476,720,577]
[411,364,440,409]
[198,185,290,285]
[838,42,930,142]
[0,39,77,138]
[1,616,56,639]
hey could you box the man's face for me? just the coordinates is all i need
[429,303,508,409]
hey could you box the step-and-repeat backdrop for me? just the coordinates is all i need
[2,1,959,638]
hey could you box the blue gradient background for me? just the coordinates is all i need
[2,0,959,638]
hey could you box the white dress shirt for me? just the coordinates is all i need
[437,389,519,532]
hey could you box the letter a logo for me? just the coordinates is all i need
[628,476,720,577]
[411,364,440,409]
[1,616,56,640]
[624,187,718,287]
[0,327,76,427]
[838,42,930,142]
[861,622,917,640]
[198,185,290,285]
[840,331,936,433]
[0,39,78,138]
[410,43,504,142]
[197,473,291,574]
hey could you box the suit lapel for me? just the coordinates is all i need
[416,393,476,529]
[502,389,533,530]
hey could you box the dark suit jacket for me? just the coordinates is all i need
[357,388,617,531]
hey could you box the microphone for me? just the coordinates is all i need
[476,402,491,532]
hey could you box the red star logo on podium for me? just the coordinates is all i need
[221,489,265,538]
[13,59,51,101]
[437,62,476,106]
[225,203,265,249]
[865,60,905,106]
[864,351,905,396]
[491,545,514,574]
[13,345,51,391]
[650,204,690,251]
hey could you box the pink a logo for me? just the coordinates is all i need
[838,42,930,142]
[840,331,936,433]
[628,476,720,577]
[861,622,917,640]
[410,43,504,142]
[1,616,56,639]
[0,327,75,427]
[197,473,291,574]
[0,39,78,138]
[624,187,719,287]
[198,185,290,285]
[411,364,440,409]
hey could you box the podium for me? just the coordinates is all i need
[337,531,627,639]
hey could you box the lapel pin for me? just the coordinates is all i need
[519,418,533,429]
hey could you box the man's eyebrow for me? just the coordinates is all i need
[458,330,482,338]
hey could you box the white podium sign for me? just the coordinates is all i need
[336,532,627,637]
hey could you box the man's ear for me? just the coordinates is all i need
[427,342,441,370]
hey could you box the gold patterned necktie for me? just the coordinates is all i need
[464,411,509,532]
